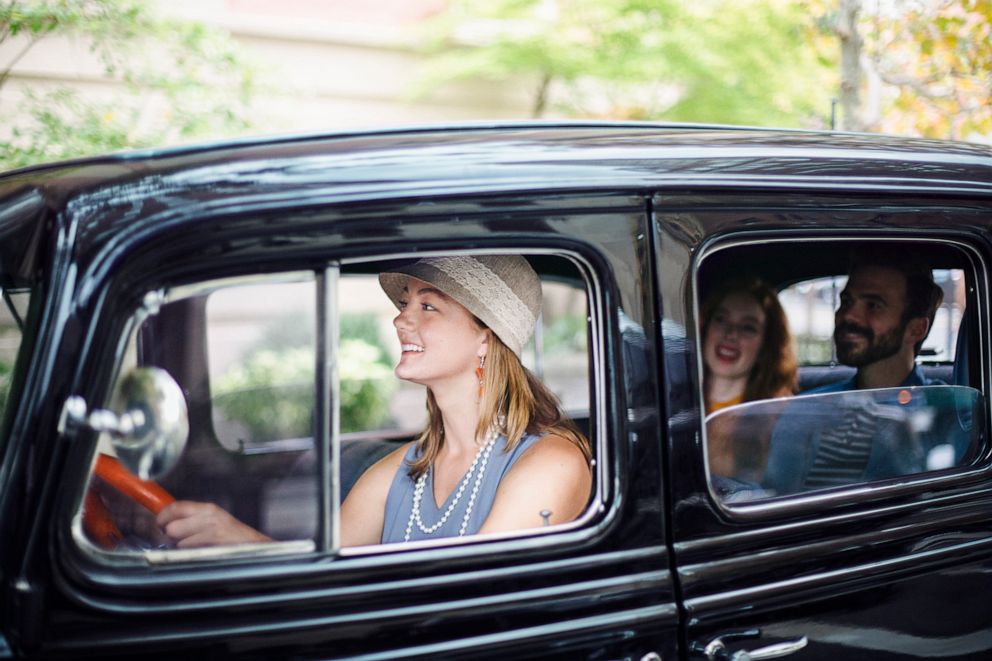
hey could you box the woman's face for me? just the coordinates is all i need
[391,277,488,390]
[704,291,767,382]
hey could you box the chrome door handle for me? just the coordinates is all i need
[696,632,807,661]
[730,636,808,661]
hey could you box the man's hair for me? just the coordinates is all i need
[848,246,944,355]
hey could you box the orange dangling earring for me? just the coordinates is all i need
[476,355,485,398]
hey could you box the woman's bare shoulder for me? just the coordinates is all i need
[517,433,590,473]
[363,441,414,482]
[340,442,414,547]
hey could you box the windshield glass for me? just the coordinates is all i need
[707,385,984,503]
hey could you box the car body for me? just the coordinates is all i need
[0,123,990,659]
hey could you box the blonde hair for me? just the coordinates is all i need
[408,329,591,479]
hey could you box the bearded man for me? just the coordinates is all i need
[816,251,943,393]
[759,249,945,497]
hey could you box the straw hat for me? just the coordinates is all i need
[379,255,542,357]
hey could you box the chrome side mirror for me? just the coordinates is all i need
[61,367,189,479]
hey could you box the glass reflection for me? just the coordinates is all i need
[707,385,984,503]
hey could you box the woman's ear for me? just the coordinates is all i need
[477,329,489,359]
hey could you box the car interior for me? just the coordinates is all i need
[697,240,979,391]
[698,239,984,502]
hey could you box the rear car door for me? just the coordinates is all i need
[658,193,992,660]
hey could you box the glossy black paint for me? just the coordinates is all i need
[0,123,990,659]
[655,193,992,659]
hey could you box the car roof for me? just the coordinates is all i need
[3,122,991,198]
[0,122,989,288]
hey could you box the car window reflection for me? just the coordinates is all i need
[708,385,985,503]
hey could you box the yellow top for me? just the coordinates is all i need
[707,393,744,415]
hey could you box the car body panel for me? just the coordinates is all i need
[0,123,989,658]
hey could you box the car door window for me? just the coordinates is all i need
[696,239,986,505]
[73,253,596,561]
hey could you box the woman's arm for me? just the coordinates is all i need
[340,443,410,547]
[157,442,410,549]
[478,434,591,534]
[157,501,273,548]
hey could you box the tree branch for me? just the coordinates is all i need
[0,34,39,95]
[874,67,953,101]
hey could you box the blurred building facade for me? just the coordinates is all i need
[0,0,536,143]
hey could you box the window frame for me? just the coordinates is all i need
[694,234,992,519]
[71,247,609,565]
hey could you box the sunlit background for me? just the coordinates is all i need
[0,0,989,170]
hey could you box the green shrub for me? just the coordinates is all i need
[214,314,396,443]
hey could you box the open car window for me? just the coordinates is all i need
[73,254,594,561]
[697,238,986,507]
[780,270,966,368]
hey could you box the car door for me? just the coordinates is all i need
[1,166,680,659]
[657,193,992,660]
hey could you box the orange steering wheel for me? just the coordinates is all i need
[83,454,176,549]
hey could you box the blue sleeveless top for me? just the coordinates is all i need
[381,432,544,543]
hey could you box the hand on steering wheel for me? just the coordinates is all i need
[83,454,175,549]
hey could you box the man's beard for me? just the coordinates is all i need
[834,320,905,367]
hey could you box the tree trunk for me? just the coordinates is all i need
[532,73,552,118]
[838,0,864,131]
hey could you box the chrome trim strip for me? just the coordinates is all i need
[49,601,675,652]
[317,264,340,552]
[165,271,313,302]
[70,545,670,611]
[144,541,316,564]
[683,533,992,612]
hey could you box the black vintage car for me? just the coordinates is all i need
[0,124,990,660]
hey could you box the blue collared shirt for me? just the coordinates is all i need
[804,364,931,395]
[763,365,939,496]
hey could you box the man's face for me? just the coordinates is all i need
[834,266,910,367]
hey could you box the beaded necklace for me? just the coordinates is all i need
[404,428,499,542]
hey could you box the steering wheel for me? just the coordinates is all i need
[83,454,176,549]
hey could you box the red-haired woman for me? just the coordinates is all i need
[700,276,797,483]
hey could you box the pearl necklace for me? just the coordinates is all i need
[404,429,499,542]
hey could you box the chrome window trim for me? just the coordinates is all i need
[693,233,990,520]
[318,264,340,552]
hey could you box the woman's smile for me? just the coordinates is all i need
[714,342,741,363]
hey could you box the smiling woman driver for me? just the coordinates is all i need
[157,254,592,547]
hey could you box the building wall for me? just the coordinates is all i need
[0,0,537,148]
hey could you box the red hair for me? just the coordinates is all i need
[700,276,798,402]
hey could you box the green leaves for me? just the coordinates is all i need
[0,0,257,170]
[421,0,835,127]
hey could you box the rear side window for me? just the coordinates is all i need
[696,239,986,505]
